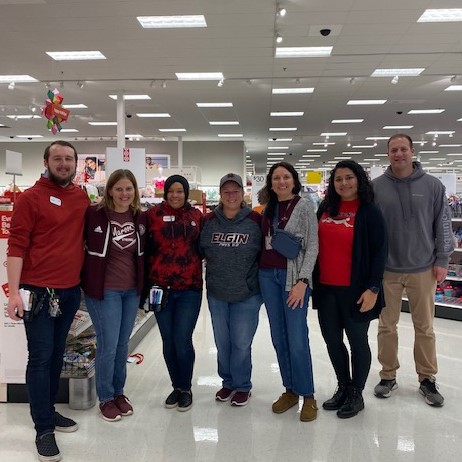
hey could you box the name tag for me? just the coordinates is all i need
[50,196,62,206]
[163,215,175,222]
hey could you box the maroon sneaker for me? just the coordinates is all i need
[215,387,235,402]
[114,394,133,416]
[99,400,122,422]
[231,391,251,406]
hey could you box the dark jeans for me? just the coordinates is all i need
[154,289,202,391]
[23,285,81,436]
[317,284,371,390]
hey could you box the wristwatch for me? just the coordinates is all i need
[369,286,380,294]
[298,278,309,285]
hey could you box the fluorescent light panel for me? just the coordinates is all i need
[383,125,414,129]
[272,88,314,94]
[109,95,151,100]
[60,129,79,132]
[418,9,462,22]
[0,75,38,83]
[217,134,243,137]
[46,51,106,60]
[136,113,171,118]
[196,102,233,107]
[439,144,462,147]
[348,100,387,105]
[209,121,239,125]
[268,146,288,149]
[88,122,117,126]
[408,109,444,114]
[159,128,186,132]
[7,115,41,119]
[371,68,425,77]
[275,47,332,58]
[176,72,223,80]
[16,135,43,138]
[321,132,347,136]
[268,138,292,141]
[332,119,363,123]
[426,131,455,135]
[62,104,88,109]
[137,15,207,28]
[270,112,304,117]
[269,127,297,131]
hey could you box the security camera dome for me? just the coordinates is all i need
[320,28,331,36]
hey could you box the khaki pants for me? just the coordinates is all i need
[378,268,438,382]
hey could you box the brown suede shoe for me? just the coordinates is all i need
[300,397,318,422]
[272,392,299,414]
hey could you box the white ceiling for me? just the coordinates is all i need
[1,0,462,172]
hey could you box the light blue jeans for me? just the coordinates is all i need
[85,289,140,403]
[258,269,315,396]
[207,294,262,392]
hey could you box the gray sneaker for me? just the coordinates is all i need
[419,378,444,407]
[374,379,398,398]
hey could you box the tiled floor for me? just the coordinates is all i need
[1,300,461,462]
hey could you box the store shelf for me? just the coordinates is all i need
[446,275,462,282]
[68,309,93,338]
[402,297,462,321]
[453,248,462,253]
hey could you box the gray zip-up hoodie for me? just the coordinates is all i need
[372,161,453,272]
[200,206,262,303]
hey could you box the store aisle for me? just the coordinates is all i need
[1,299,461,462]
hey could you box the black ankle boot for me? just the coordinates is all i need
[322,384,348,411]
[336,386,364,419]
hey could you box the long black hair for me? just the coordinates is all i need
[263,161,301,220]
[321,160,374,217]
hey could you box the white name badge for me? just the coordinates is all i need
[50,196,62,206]
[163,215,175,222]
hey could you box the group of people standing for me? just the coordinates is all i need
[6,133,452,462]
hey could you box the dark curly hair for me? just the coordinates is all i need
[320,160,374,217]
[263,161,301,220]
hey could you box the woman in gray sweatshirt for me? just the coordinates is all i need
[200,173,262,407]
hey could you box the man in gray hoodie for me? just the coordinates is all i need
[372,133,453,407]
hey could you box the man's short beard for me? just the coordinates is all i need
[48,170,76,186]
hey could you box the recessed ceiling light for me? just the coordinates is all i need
[269,127,297,131]
[275,47,332,58]
[366,136,390,140]
[419,151,439,154]
[60,129,79,133]
[374,154,388,157]
[334,156,352,160]
[417,9,462,22]
[331,119,363,123]
[270,112,304,117]
[445,85,462,91]
[196,102,233,107]
[46,51,106,60]
[439,144,462,147]
[371,68,425,77]
[267,152,287,156]
[306,149,327,153]
[272,88,314,94]
[303,154,322,157]
[217,134,243,137]
[209,121,239,125]
[88,122,117,126]
[429,158,447,161]
[313,142,335,145]
[16,135,43,138]
[159,128,187,132]
[408,109,445,114]
[62,104,88,109]
[0,75,38,83]
[348,100,387,105]
[383,125,414,129]
[342,151,362,155]
[7,115,41,119]
[137,15,207,28]
[136,113,171,118]
[352,145,375,148]
[268,146,288,149]
[321,132,347,136]
[426,131,455,135]
[446,153,462,156]
[109,95,151,100]
[176,72,224,80]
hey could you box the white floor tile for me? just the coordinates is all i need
[1,300,461,461]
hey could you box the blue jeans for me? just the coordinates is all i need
[258,269,315,396]
[155,289,202,391]
[85,289,140,403]
[208,294,262,392]
[23,285,81,437]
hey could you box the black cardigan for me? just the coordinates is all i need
[312,201,388,322]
